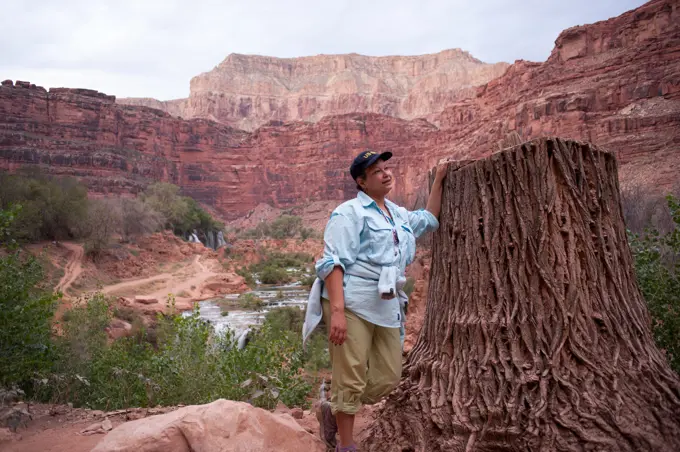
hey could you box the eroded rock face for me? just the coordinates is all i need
[119,49,509,131]
[91,399,325,452]
[1,0,678,222]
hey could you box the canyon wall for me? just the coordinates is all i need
[118,49,509,131]
[1,0,678,222]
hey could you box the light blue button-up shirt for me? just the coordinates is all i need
[315,191,439,328]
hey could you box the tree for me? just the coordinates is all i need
[82,199,122,256]
[365,138,680,451]
[119,198,164,242]
[141,182,189,230]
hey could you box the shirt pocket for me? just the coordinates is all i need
[399,224,417,265]
[365,217,397,265]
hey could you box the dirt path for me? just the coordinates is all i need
[99,255,222,304]
[55,243,84,295]
[100,273,173,295]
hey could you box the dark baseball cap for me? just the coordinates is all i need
[349,150,393,180]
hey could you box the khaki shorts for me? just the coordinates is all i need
[321,298,402,415]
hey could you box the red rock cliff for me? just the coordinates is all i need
[118,49,509,131]
[1,0,678,221]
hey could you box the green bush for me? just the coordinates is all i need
[241,215,312,240]
[403,277,416,297]
[629,194,680,373]
[259,266,291,285]
[237,293,264,311]
[241,251,314,286]
[140,182,223,237]
[264,307,329,372]
[0,172,88,242]
[236,267,256,288]
[0,206,60,388]
[33,299,311,410]
[300,274,316,288]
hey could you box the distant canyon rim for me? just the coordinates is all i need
[0,0,678,223]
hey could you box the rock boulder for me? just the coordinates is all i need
[91,399,325,452]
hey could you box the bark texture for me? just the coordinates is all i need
[365,137,680,451]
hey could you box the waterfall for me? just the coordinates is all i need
[216,231,227,249]
[205,231,215,250]
[189,232,201,244]
[237,328,251,350]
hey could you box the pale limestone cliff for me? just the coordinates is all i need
[119,49,509,130]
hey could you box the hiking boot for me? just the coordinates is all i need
[315,400,337,448]
[335,444,357,452]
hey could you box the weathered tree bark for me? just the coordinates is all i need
[365,137,680,451]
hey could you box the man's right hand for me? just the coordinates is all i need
[329,311,347,346]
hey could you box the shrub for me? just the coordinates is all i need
[403,277,416,297]
[81,199,123,257]
[237,293,264,311]
[240,215,313,240]
[269,215,302,239]
[140,183,223,237]
[34,303,311,410]
[264,307,329,372]
[0,206,59,388]
[259,266,290,285]
[0,248,59,388]
[300,274,316,288]
[119,198,164,242]
[629,194,680,373]
[236,267,256,288]
[0,172,88,242]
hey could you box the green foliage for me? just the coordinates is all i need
[248,251,314,285]
[175,197,224,236]
[241,215,312,240]
[300,275,316,288]
[264,307,329,373]
[0,173,221,253]
[0,206,59,387]
[236,267,256,288]
[299,227,318,241]
[140,183,189,231]
[141,183,223,237]
[82,199,123,257]
[269,215,302,239]
[34,302,312,410]
[119,198,165,242]
[235,251,314,287]
[237,293,264,311]
[0,172,88,242]
[630,195,680,373]
[259,266,291,285]
[403,277,416,297]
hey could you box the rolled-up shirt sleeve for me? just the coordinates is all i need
[407,209,440,238]
[315,212,361,280]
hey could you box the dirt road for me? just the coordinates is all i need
[55,243,83,295]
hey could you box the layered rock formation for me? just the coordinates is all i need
[119,49,509,131]
[1,0,678,222]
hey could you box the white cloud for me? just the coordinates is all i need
[0,0,647,100]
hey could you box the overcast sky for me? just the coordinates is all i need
[0,0,646,100]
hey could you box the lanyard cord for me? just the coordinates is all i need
[375,205,399,256]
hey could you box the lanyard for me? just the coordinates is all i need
[376,205,399,256]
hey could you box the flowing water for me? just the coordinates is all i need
[187,281,310,339]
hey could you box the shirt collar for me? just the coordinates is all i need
[357,191,398,213]
[357,191,375,207]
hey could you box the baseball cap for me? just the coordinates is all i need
[349,150,393,180]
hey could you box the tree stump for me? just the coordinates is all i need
[365,137,680,451]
